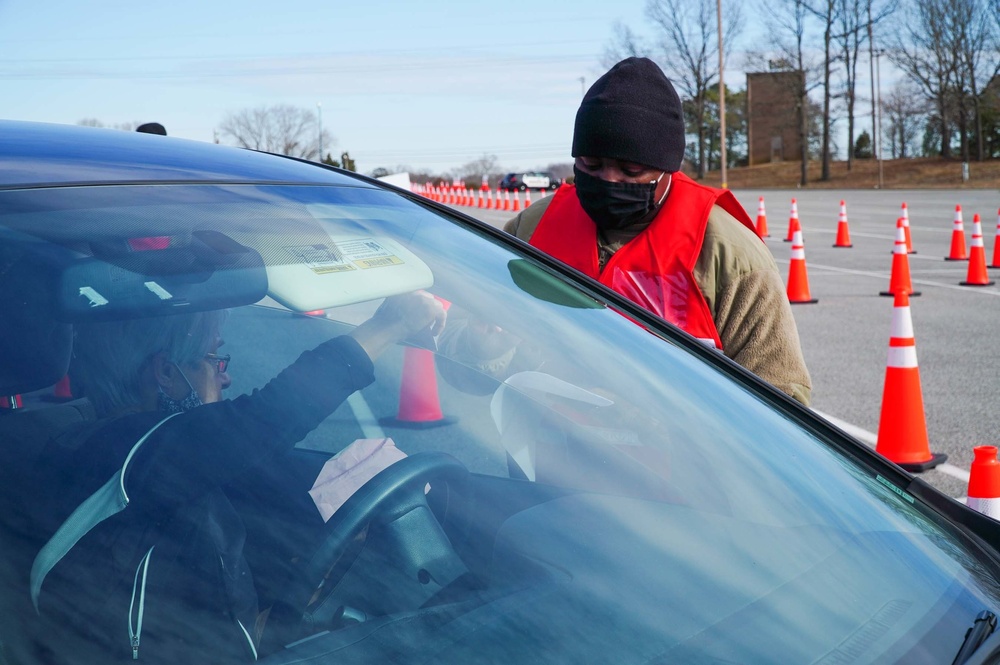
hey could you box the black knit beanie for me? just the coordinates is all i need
[136,122,167,136]
[572,57,685,173]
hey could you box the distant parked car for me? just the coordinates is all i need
[499,172,559,191]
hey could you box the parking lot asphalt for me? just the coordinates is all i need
[460,188,1000,500]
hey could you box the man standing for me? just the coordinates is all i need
[504,57,811,405]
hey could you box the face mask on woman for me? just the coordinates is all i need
[156,364,204,413]
[573,167,672,232]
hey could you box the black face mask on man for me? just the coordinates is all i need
[573,167,672,232]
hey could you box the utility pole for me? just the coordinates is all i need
[717,0,727,189]
[875,50,884,188]
[317,102,323,162]
[867,5,878,188]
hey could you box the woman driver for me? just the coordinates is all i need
[20,293,445,664]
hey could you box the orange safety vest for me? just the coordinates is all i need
[529,172,756,350]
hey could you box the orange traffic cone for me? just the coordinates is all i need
[990,209,1000,269]
[477,189,485,208]
[538,188,547,200]
[945,205,968,261]
[961,214,995,286]
[784,198,800,242]
[524,189,532,207]
[875,291,946,472]
[968,446,1000,518]
[503,190,511,212]
[833,199,853,247]
[380,346,456,428]
[486,188,494,210]
[755,196,770,238]
[511,190,521,212]
[900,202,915,254]
[786,229,817,304]
[880,218,921,297]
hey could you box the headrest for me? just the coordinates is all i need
[0,247,73,396]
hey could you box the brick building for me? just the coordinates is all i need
[746,71,804,165]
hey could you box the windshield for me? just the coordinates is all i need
[1,182,997,664]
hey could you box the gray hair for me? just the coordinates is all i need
[72,310,228,418]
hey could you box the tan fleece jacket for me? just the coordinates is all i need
[504,195,812,405]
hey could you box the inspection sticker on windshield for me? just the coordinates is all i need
[285,243,355,274]
[286,239,404,274]
[876,475,915,504]
[335,238,405,270]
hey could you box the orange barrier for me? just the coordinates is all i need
[755,196,770,238]
[967,446,1000,518]
[784,198,800,242]
[961,213,995,286]
[945,204,968,261]
[880,218,921,297]
[833,199,853,248]
[786,229,817,304]
[874,291,946,472]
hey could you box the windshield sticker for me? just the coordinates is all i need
[285,244,356,275]
[144,281,173,300]
[334,238,405,270]
[79,286,109,308]
[876,475,915,504]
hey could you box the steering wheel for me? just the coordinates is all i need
[264,452,469,651]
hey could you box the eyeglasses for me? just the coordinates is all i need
[204,353,231,374]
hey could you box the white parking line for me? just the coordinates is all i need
[812,409,971,484]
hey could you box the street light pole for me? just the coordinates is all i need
[717,0,727,189]
[579,76,586,97]
[867,5,879,188]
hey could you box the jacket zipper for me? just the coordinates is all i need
[129,546,155,659]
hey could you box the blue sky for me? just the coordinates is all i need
[0,1,896,174]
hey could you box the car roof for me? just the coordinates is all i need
[0,120,372,189]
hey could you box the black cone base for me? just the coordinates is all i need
[898,452,947,473]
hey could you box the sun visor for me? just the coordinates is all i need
[232,226,434,312]
[15,230,269,321]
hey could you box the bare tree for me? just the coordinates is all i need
[77,118,141,132]
[217,104,333,160]
[602,21,651,66]
[881,84,928,158]
[802,0,843,181]
[954,0,1000,161]
[456,153,501,187]
[756,0,821,185]
[835,0,897,171]
[646,0,744,180]
[889,0,962,158]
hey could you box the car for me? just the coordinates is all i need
[4,119,1000,665]
[499,171,559,191]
